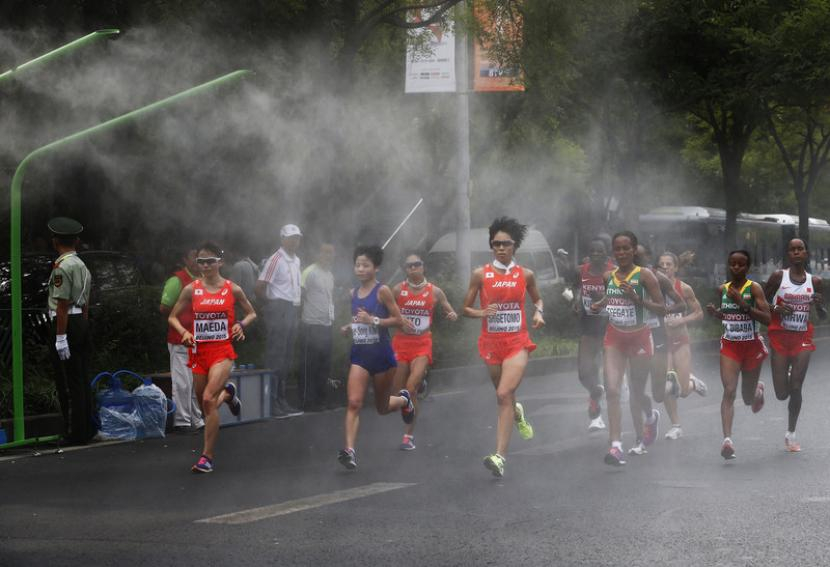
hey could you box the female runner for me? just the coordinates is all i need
[168,242,257,473]
[763,238,825,452]
[706,250,771,460]
[338,245,412,470]
[462,217,544,478]
[656,252,707,440]
[392,252,458,451]
[591,231,664,466]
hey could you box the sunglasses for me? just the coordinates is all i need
[405,261,424,269]
[490,240,515,249]
[196,257,221,265]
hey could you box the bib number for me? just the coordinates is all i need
[351,323,380,345]
[781,310,809,332]
[723,319,754,341]
[193,314,229,342]
[607,304,636,327]
[487,310,522,333]
[404,314,430,334]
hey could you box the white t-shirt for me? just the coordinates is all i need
[258,248,301,305]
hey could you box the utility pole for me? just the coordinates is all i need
[455,5,471,287]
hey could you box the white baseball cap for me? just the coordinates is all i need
[280,224,302,238]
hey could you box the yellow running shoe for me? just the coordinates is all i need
[483,453,505,477]
[514,402,534,440]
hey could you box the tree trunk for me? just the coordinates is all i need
[797,190,810,248]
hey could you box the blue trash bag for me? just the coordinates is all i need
[113,370,175,439]
[91,372,141,441]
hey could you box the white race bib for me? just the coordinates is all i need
[351,323,380,345]
[487,302,522,333]
[403,312,431,334]
[193,313,229,342]
[781,305,809,332]
[723,318,755,341]
[607,301,636,327]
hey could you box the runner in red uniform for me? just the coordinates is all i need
[392,252,457,450]
[462,217,544,478]
[168,242,256,473]
[573,238,614,432]
[763,238,826,452]
[706,250,771,460]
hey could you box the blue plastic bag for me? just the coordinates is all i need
[91,372,140,441]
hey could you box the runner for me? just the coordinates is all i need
[656,252,707,440]
[168,242,256,473]
[763,238,826,452]
[392,252,458,451]
[573,238,612,432]
[706,249,771,460]
[590,231,664,466]
[338,245,413,470]
[629,244,686,456]
[462,217,544,478]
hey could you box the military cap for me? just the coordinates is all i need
[47,217,84,236]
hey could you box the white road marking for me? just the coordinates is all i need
[195,482,416,525]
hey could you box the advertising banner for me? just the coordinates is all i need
[405,11,456,93]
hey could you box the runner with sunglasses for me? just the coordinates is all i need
[338,245,413,470]
[462,217,544,478]
[168,242,257,473]
[706,250,771,460]
[392,252,458,451]
[763,238,826,452]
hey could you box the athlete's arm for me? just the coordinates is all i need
[168,283,195,346]
[746,282,771,325]
[341,289,354,336]
[763,270,783,304]
[433,286,458,321]
[678,282,703,325]
[572,265,584,314]
[589,270,612,314]
[637,269,665,315]
[654,269,686,315]
[231,283,257,341]
[812,276,827,319]
[525,268,545,329]
[706,285,725,319]
[373,285,404,328]
[462,268,495,318]
[254,280,268,302]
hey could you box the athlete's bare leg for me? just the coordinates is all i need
[664,344,692,426]
[375,367,405,414]
[628,356,653,440]
[603,347,627,443]
[786,350,811,432]
[578,335,603,394]
[488,349,529,456]
[719,356,742,438]
[344,365,370,450]
[195,358,233,460]
[399,356,429,436]
[650,349,668,404]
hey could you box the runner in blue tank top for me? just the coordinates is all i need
[337,245,414,470]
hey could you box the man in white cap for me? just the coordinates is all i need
[256,224,304,418]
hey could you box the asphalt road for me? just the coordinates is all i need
[4,340,830,566]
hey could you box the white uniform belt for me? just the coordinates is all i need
[48,306,83,319]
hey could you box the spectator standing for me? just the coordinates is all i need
[256,224,304,418]
[47,217,95,445]
[299,243,336,411]
[230,251,259,300]
[159,246,204,430]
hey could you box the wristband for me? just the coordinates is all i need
[237,320,246,329]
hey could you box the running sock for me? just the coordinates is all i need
[611,441,623,450]
[723,437,732,445]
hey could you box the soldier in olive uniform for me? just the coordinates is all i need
[47,217,95,444]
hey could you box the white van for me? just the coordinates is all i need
[426,228,562,286]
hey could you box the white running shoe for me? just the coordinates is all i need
[665,425,683,440]
[690,374,708,397]
[628,441,647,455]
[785,431,801,452]
[588,416,606,432]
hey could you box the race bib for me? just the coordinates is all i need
[403,312,431,334]
[723,318,755,341]
[607,302,636,327]
[351,323,380,345]
[193,312,229,342]
[781,304,810,332]
[582,296,606,316]
[487,302,522,333]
